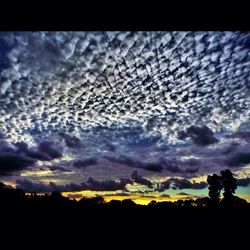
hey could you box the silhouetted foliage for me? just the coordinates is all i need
[221,169,237,205]
[207,169,245,208]
[207,174,223,207]
[0,170,249,213]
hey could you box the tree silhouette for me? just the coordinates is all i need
[207,173,223,206]
[220,169,237,207]
[221,169,237,199]
[207,169,247,208]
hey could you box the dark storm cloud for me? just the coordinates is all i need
[49,166,72,172]
[177,192,191,196]
[220,143,240,155]
[176,192,201,199]
[103,192,130,197]
[104,155,164,172]
[14,141,51,161]
[14,141,29,153]
[156,178,207,192]
[26,149,52,161]
[15,140,64,161]
[58,132,82,148]
[0,133,5,139]
[86,177,132,191]
[66,193,84,199]
[141,162,164,172]
[229,131,250,142]
[159,158,199,175]
[73,158,98,168]
[226,152,250,167]
[0,154,35,176]
[178,125,219,146]
[161,137,250,175]
[185,167,199,174]
[38,140,63,160]
[170,178,208,189]
[16,177,133,192]
[141,195,158,199]
[131,170,153,188]
[183,158,200,166]
[160,194,170,198]
[18,140,64,163]
[0,135,66,176]
[165,163,183,174]
[135,190,153,194]
[156,180,171,192]
[0,138,35,175]
[236,177,250,187]
[105,142,116,152]
[15,169,158,193]
[16,179,56,192]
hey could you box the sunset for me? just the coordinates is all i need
[0,31,249,208]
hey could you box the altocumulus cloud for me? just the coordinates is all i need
[0,32,249,143]
[0,32,249,193]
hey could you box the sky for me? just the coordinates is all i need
[0,31,249,204]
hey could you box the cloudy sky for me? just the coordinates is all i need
[0,31,249,204]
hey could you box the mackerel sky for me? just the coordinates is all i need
[0,32,249,203]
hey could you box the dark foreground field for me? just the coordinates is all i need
[1,174,249,240]
[2,199,249,224]
[1,199,249,245]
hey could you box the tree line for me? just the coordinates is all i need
[0,169,249,210]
